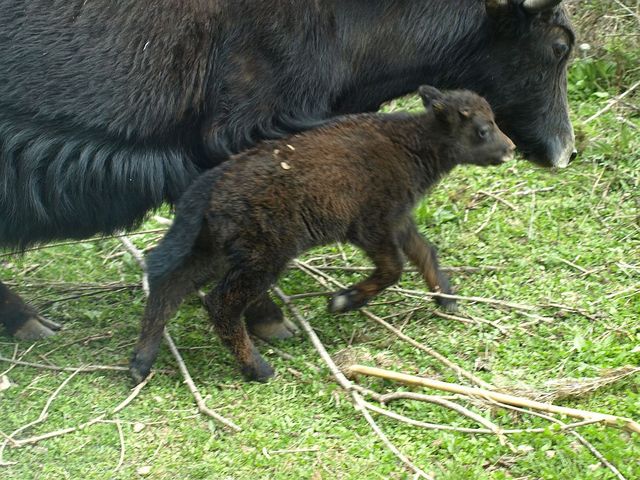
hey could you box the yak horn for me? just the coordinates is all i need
[521,0,563,12]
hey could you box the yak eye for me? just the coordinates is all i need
[477,125,491,140]
[552,39,569,59]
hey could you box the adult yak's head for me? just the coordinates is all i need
[332,0,576,168]
[477,0,577,168]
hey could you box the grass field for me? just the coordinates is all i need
[1,3,638,479]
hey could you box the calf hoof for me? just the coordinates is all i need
[129,355,152,385]
[436,297,459,313]
[14,315,62,341]
[328,288,369,314]
[241,357,275,383]
[249,317,299,340]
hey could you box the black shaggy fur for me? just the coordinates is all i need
[129,86,516,383]
[1,0,575,339]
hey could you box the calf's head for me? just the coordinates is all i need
[419,85,515,167]
[479,0,577,168]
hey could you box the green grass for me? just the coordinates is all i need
[2,13,639,480]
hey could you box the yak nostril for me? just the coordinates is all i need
[569,149,578,163]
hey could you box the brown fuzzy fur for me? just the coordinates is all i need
[130,86,515,383]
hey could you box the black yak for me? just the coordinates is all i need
[129,86,516,383]
[0,0,576,340]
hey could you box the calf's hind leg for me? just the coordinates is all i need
[204,263,285,382]
[130,251,221,384]
[328,241,404,313]
[400,222,457,312]
[244,293,298,339]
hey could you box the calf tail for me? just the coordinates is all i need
[145,169,221,288]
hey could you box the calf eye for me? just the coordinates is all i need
[477,125,491,140]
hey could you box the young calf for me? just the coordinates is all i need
[130,86,515,383]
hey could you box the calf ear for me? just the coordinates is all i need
[418,85,444,108]
[419,85,452,126]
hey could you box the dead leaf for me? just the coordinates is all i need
[137,466,152,476]
[0,375,11,392]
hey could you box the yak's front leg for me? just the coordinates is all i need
[0,281,61,340]
[400,221,457,312]
[328,241,404,313]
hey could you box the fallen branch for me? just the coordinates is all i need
[584,79,640,124]
[0,356,129,373]
[0,368,83,465]
[114,420,125,472]
[349,365,640,434]
[162,330,241,432]
[486,401,627,480]
[275,287,434,480]
[10,373,154,449]
[294,260,494,389]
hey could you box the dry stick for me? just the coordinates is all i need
[162,331,240,432]
[0,229,168,258]
[0,368,82,465]
[478,190,518,210]
[487,401,627,480]
[294,260,494,390]
[298,265,502,273]
[349,365,640,435]
[117,236,241,432]
[390,287,537,312]
[584,79,640,124]
[432,310,509,335]
[0,356,129,373]
[373,391,604,435]
[275,287,434,480]
[11,372,154,448]
[376,392,510,446]
[114,420,125,472]
[0,344,35,377]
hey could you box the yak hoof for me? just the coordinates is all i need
[437,297,459,313]
[14,315,61,341]
[129,357,152,385]
[249,318,299,340]
[241,358,275,383]
[328,288,368,314]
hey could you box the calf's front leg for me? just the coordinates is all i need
[400,222,457,312]
[328,241,404,313]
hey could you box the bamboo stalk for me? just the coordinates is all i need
[349,365,640,434]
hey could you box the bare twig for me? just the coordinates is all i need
[473,202,498,235]
[390,287,537,312]
[584,79,640,124]
[162,330,241,432]
[275,287,434,479]
[0,229,168,258]
[114,421,125,472]
[0,356,129,373]
[118,235,241,432]
[10,373,154,448]
[478,190,518,210]
[0,344,35,377]
[294,260,494,389]
[0,368,82,464]
[486,401,628,480]
[349,365,640,434]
